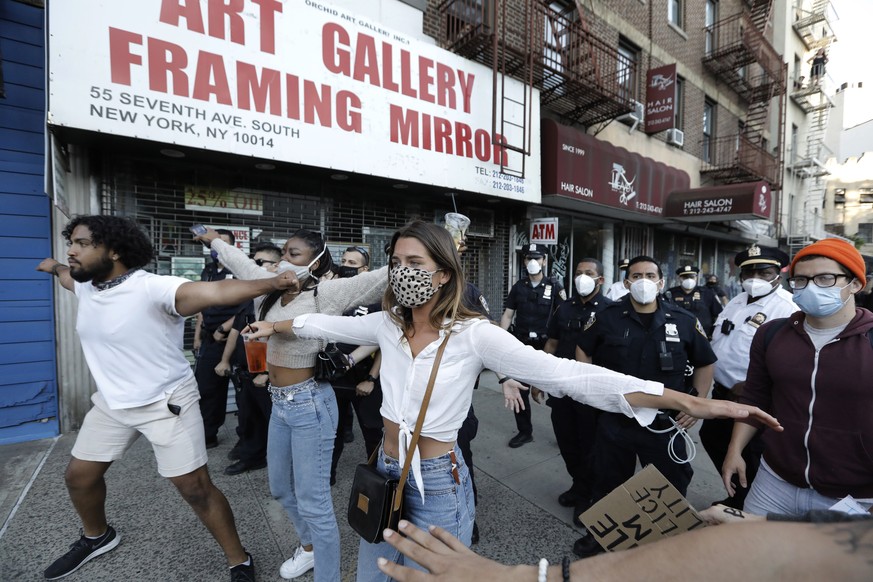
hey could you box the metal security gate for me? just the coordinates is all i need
[0,0,59,444]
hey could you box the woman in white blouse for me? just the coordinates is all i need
[246,221,782,582]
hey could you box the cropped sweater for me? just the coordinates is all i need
[211,238,387,369]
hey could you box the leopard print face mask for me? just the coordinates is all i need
[389,266,442,308]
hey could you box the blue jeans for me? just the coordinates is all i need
[745,459,873,516]
[356,444,475,582]
[267,378,339,582]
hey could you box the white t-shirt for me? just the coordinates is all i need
[294,311,663,498]
[74,271,192,409]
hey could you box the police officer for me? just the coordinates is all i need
[605,257,630,301]
[500,243,566,448]
[542,258,612,524]
[573,255,717,558]
[193,228,250,449]
[700,244,796,508]
[666,265,723,338]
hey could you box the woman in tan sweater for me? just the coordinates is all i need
[198,227,387,582]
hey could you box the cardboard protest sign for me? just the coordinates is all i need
[579,464,707,552]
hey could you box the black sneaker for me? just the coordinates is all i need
[230,553,255,582]
[44,526,120,580]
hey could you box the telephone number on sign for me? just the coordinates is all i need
[683,206,733,215]
[492,181,525,193]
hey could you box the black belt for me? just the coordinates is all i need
[712,383,737,402]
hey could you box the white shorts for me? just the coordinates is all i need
[71,378,208,478]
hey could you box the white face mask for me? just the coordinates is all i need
[575,274,596,297]
[680,278,697,291]
[629,279,660,304]
[742,276,775,298]
[276,247,326,283]
[526,259,542,275]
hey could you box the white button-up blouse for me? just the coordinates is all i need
[293,312,663,499]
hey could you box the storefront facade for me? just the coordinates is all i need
[43,0,541,431]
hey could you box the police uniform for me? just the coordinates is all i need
[547,291,613,511]
[605,258,630,301]
[699,244,796,508]
[666,265,723,338]
[504,244,565,439]
[578,295,717,499]
[330,300,386,485]
[457,280,490,515]
[196,261,251,446]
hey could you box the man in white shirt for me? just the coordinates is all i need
[700,244,796,508]
[37,215,295,582]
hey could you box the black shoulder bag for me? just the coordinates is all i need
[312,290,350,381]
[347,332,451,543]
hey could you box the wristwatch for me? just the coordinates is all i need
[365,374,378,383]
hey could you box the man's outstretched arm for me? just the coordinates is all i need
[36,258,75,292]
[174,272,298,317]
[377,518,873,582]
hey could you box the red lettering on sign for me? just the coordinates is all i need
[390,105,507,165]
[237,63,281,114]
[159,0,281,54]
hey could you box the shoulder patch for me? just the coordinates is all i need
[695,319,707,337]
[478,294,490,315]
[558,288,567,301]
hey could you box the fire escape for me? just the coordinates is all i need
[439,0,634,178]
[700,0,786,189]
[787,0,836,253]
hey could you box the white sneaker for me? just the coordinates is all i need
[279,546,315,579]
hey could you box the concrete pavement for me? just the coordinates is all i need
[0,373,728,581]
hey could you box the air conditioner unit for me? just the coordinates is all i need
[617,101,644,131]
[666,128,685,147]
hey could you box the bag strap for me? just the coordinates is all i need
[392,331,452,511]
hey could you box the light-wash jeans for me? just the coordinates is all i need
[267,378,339,582]
[356,444,475,582]
[745,458,873,517]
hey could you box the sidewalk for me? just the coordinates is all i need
[0,374,727,581]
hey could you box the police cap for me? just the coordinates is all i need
[523,243,549,259]
[734,244,789,270]
[676,265,700,276]
[618,258,630,269]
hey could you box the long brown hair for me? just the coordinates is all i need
[384,220,483,335]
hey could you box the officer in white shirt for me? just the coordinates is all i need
[700,244,797,508]
[604,258,630,301]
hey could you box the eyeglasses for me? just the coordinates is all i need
[787,273,850,289]
[254,259,277,267]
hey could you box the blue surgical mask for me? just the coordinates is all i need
[793,282,851,318]
[210,250,219,262]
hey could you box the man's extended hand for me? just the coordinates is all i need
[377,521,527,582]
[36,258,63,274]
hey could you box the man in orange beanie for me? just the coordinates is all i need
[723,238,873,516]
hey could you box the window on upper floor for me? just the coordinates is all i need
[674,76,685,130]
[703,98,716,163]
[617,37,640,102]
[860,188,873,204]
[705,0,718,55]
[668,0,684,29]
